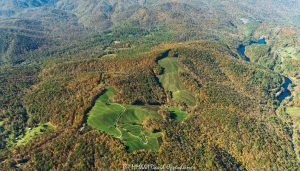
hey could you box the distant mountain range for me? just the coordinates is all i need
[0,0,299,64]
[1,0,299,30]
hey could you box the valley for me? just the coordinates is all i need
[240,25,300,163]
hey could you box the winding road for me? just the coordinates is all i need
[112,103,150,145]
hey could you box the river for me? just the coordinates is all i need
[237,38,292,104]
[237,38,266,62]
[277,77,292,104]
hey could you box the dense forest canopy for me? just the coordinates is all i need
[0,0,299,170]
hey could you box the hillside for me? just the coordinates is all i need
[0,0,299,170]
[0,40,298,170]
[0,0,299,65]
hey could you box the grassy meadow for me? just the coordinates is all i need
[87,87,161,151]
[16,123,55,146]
[87,88,124,137]
[158,57,196,106]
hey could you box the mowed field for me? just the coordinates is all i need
[120,105,161,151]
[87,88,124,137]
[87,88,161,151]
[158,57,196,106]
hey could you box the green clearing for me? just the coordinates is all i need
[168,107,187,121]
[87,88,124,137]
[158,57,196,106]
[16,123,54,146]
[87,88,161,151]
[120,105,160,151]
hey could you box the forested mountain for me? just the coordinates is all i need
[0,0,299,65]
[0,0,299,170]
